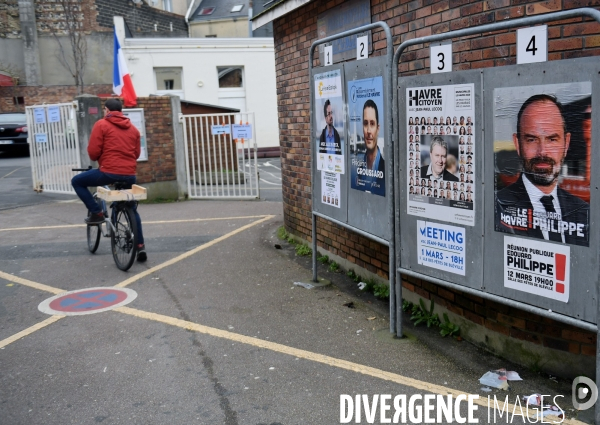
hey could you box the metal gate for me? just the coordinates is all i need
[26,102,81,194]
[181,112,259,199]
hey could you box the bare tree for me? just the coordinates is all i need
[0,62,24,86]
[52,0,88,94]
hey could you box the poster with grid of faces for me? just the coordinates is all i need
[406,84,475,227]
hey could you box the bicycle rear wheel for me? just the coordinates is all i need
[86,197,104,253]
[110,203,138,271]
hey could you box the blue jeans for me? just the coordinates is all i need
[71,169,145,245]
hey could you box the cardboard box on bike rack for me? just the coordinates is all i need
[96,185,147,201]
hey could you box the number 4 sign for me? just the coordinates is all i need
[517,25,547,64]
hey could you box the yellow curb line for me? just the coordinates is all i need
[0,271,64,294]
[0,167,24,180]
[0,215,273,232]
[115,215,275,288]
[0,316,64,350]
[115,305,578,425]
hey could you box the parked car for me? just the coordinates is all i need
[0,113,28,154]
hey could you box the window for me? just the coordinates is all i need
[217,67,243,88]
[198,7,215,15]
[163,0,172,12]
[231,5,244,12]
[154,67,182,91]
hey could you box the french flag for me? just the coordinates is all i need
[113,30,137,107]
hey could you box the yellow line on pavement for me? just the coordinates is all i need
[0,316,64,350]
[0,215,272,232]
[115,306,578,425]
[0,271,64,294]
[142,215,272,225]
[0,167,24,180]
[115,215,275,288]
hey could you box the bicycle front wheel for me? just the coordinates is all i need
[86,197,104,253]
[110,204,138,271]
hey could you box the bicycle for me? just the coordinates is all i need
[72,167,147,271]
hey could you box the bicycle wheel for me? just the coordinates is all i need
[86,197,104,253]
[110,203,138,271]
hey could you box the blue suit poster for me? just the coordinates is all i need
[348,76,385,197]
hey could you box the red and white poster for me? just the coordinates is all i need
[503,236,570,303]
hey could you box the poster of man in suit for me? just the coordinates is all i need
[314,69,345,174]
[494,83,591,247]
[348,76,386,197]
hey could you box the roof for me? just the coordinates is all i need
[190,0,249,22]
[252,0,313,29]
[180,99,240,113]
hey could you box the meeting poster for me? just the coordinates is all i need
[348,76,386,197]
[493,82,591,247]
[406,84,476,226]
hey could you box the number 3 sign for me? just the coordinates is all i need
[517,25,547,64]
[430,43,452,74]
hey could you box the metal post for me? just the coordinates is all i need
[312,213,318,283]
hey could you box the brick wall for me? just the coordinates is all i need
[0,84,112,113]
[132,97,177,185]
[273,0,600,359]
[95,0,187,36]
[0,0,187,39]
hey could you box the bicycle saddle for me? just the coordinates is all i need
[112,181,131,191]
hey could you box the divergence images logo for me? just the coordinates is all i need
[319,81,324,97]
[573,376,598,410]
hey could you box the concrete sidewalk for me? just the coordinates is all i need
[0,198,586,424]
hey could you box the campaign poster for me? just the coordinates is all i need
[493,82,591,247]
[417,221,465,275]
[321,171,341,208]
[504,236,570,303]
[314,69,345,174]
[348,76,385,197]
[406,84,475,226]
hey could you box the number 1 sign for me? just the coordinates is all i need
[517,25,547,64]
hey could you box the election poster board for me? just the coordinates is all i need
[398,70,484,291]
[483,57,599,322]
[406,84,476,226]
[345,57,390,240]
[348,76,385,197]
[314,69,345,174]
[493,82,591,247]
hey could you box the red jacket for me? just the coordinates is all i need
[88,111,141,175]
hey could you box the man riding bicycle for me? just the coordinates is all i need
[71,98,147,262]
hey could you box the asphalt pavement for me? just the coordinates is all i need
[0,152,588,425]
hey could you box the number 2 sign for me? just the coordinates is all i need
[517,25,547,64]
[356,35,368,60]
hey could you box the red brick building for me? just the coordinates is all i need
[253,0,600,378]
